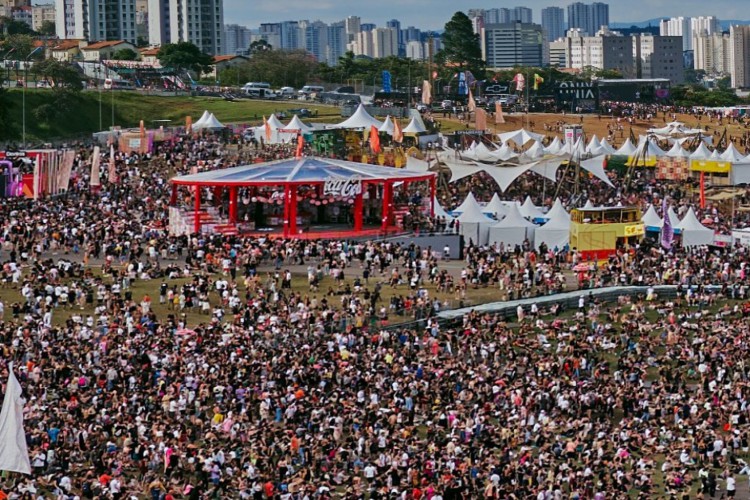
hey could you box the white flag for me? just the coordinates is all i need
[0,363,31,474]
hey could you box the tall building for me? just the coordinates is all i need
[386,19,404,56]
[567,2,608,36]
[31,3,56,31]
[511,7,532,24]
[691,16,720,38]
[634,34,684,83]
[542,6,565,43]
[659,17,691,51]
[482,22,544,68]
[730,24,750,88]
[147,0,224,54]
[406,39,424,60]
[693,31,731,74]
[549,38,568,66]
[372,27,398,58]
[224,23,251,55]
[257,23,281,49]
[566,28,634,77]
[344,15,360,42]
[55,0,138,43]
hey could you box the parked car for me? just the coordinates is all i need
[278,86,296,98]
[335,86,355,94]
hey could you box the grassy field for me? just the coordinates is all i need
[3,90,341,142]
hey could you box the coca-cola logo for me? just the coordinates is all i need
[323,177,362,198]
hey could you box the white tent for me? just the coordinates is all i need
[676,207,714,247]
[721,143,746,163]
[336,104,383,129]
[482,163,537,192]
[456,193,491,245]
[614,138,637,156]
[193,110,211,128]
[498,128,544,146]
[598,138,617,155]
[635,136,666,158]
[583,200,594,209]
[266,114,285,130]
[433,197,454,221]
[522,141,545,160]
[520,196,545,220]
[193,113,225,130]
[580,155,615,187]
[709,149,722,160]
[690,142,712,160]
[286,115,313,132]
[482,193,508,219]
[544,137,564,155]
[442,157,484,183]
[402,117,427,133]
[665,142,690,158]
[667,206,681,229]
[536,199,570,250]
[585,135,601,154]
[530,157,563,183]
[641,204,663,228]
[378,116,395,135]
[489,202,536,248]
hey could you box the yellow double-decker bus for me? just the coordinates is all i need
[570,206,644,260]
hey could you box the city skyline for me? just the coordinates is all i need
[217,0,749,30]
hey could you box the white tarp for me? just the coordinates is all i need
[489,202,536,248]
[336,104,383,129]
[642,204,663,228]
[529,157,563,182]
[614,138,637,156]
[580,155,615,187]
[482,193,508,219]
[731,163,750,185]
[405,155,431,172]
[442,157,484,183]
[676,207,714,247]
[0,364,31,475]
[522,141,545,160]
[498,128,544,145]
[545,137,563,155]
[483,163,538,192]
[520,196,545,220]
[536,199,570,250]
[286,115,313,132]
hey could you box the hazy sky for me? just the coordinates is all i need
[225,0,749,29]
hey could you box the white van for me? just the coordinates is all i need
[298,85,324,97]
[245,88,277,99]
[242,82,271,91]
[278,86,296,98]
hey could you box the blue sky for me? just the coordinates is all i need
[224,0,748,29]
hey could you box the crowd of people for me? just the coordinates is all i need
[3,107,750,499]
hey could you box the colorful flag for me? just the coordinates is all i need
[661,198,674,250]
[90,146,101,188]
[382,70,392,93]
[513,73,525,92]
[263,116,271,142]
[0,363,31,475]
[296,133,304,159]
[370,126,381,154]
[468,89,476,112]
[700,171,706,208]
[421,80,432,105]
[495,101,505,124]
[457,72,467,95]
[533,73,544,91]
[475,108,487,131]
[185,115,192,134]
[393,119,404,143]
[108,145,117,184]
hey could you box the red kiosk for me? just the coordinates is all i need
[170,157,437,238]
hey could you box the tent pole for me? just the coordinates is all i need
[289,185,298,235]
[193,186,201,234]
[229,186,238,223]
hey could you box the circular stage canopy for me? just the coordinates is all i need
[171,157,435,187]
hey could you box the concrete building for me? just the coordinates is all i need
[659,16,720,53]
[567,2,609,36]
[542,7,565,44]
[511,7,532,24]
[634,35,684,83]
[482,22,544,69]
[549,38,568,67]
[147,0,224,55]
[55,0,138,43]
[224,23,252,55]
[730,25,750,89]
[693,32,731,75]
[344,16,360,42]
[31,3,55,31]
[566,28,634,77]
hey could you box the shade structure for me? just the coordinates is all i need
[731,162,750,185]
[709,149,722,160]
[529,157,563,182]
[580,155,615,187]
[433,197,454,220]
[522,141,545,160]
[634,136,666,158]
[455,193,491,245]
[641,204,664,229]
[193,113,225,131]
[453,192,485,216]
[170,157,436,237]
[615,138,637,156]
[690,142,712,160]
[676,207,714,247]
[482,193,508,219]
[585,135,601,154]
[378,116,395,135]
[498,128,544,146]
[666,142,690,158]
[402,117,427,134]
[483,163,538,192]
[441,156,484,183]
[267,114,285,130]
[721,143,746,163]
[193,110,211,128]
[336,104,383,129]
[536,199,570,250]
[520,196,545,220]
[489,202,536,248]
[285,115,313,132]
[545,137,564,155]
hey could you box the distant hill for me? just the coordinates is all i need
[611,19,750,31]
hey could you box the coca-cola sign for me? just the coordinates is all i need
[323,177,362,198]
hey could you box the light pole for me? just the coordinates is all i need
[97,66,102,131]
[22,47,43,148]
[2,48,15,87]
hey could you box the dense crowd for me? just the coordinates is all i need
[3,111,750,500]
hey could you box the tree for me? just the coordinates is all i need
[0,35,36,63]
[249,40,272,54]
[38,21,56,36]
[111,48,139,61]
[0,76,15,140]
[157,42,213,76]
[219,49,318,89]
[30,60,83,122]
[0,16,34,35]
[436,12,485,78]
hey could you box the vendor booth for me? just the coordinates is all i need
[169,157,436,238]
[569,206,644,260]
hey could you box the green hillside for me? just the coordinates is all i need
[2,90,340,143]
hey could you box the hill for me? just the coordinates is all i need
[1,90,339,144]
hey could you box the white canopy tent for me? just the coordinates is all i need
[335,104,383,129]
[193,110,211,128]
[285,115,314,132]
[433,197,454,221]
[402,117,427,133]
[498,128,544,146]
[721,143,746,163]
[193,113,225,131]
[482,193,508,219]
[676,207,714,247]
[665,142,690,158]
[641,204,663,228]
[536,199,570,250]
[378,116,395,135]
[522,141,545,160]
[545,137,564,155]
[520,196,545,220]
[489,202,536,248]
[456,193,491,245]
[614,138,638,156]
[689,142,712,160]
[667,206,681,229]
[585,135,601,154]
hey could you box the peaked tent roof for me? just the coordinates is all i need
[193,110,211,128]
[336,104,383,129]
[493,202,536,228]
[540,199,571,229]
[266,114,285,130]
[690,142,712,160]
[583,200,594,209]
[666,141,690,158]
[498,128,544,145]
[193,113,225,130]
[456,193,491,223]
[402,117,427,133]
[615,138,637,156]
[433,197,454,220]
[598,138,616,155]
[378,116,395,135]
[482,193,508,218]
[586,135,601,154]
[520,196,545,219]
[522,141,545,160]
[545,136,564,155]
[641,204,663,228]
[721,143,746,162]
[286,115,313,132]
[709,149,722,160]
[676,207,711,231]
[667,206,681,227]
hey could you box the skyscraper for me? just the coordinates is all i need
[148,0,224,55]
[730,24,750,88]
[386,19,404,56]
[567,2,608,36]
[55,0,138,43]
[542,6,565,42]
[511,7,532,24]
[224,24,252,54]
[589,2,609,36]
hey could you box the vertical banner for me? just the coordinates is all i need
[468,89,476,112]
[90,146,101,188]
[457,72,467,96]
[108,145,117,184]
[381,71,392,93]
[475,108,487,131]
[495,102,505,124]
[699,171,706,208]
[32,155,40,200]
[421,80,432,105]
[58,150,76,193]
[661,197,674,249]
